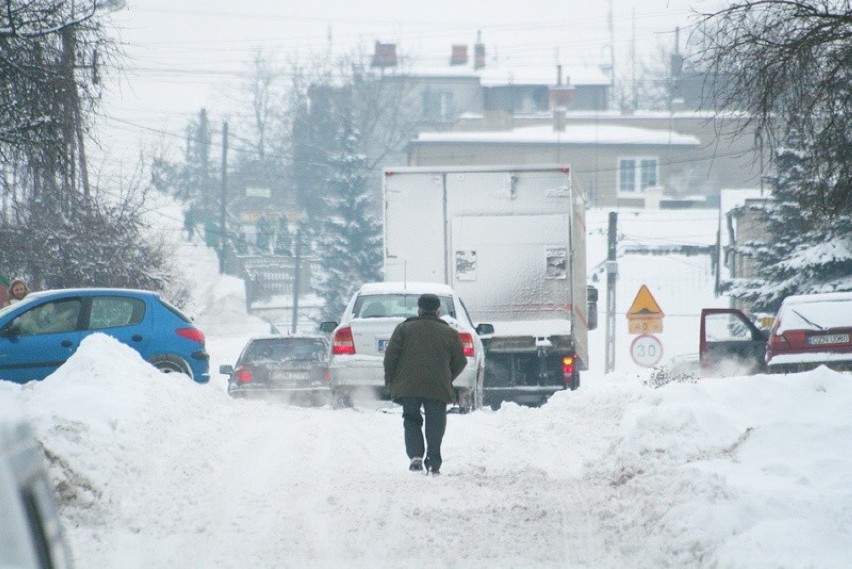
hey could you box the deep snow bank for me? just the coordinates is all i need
[2,335,852,567]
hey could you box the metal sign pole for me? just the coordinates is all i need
[605,212,618,374]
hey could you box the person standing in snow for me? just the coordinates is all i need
[5,279,29,306]
[383,293,467,475]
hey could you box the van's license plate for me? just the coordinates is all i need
[377,339,390,352]
[808,334,849,345]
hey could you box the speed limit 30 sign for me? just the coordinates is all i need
[630,334,663,368]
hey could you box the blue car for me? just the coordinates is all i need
[0,288,209,384]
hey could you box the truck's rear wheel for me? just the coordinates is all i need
[569,372,580,391]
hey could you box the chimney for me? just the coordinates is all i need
[371,41,398,68]
[450,44,468,66]
[474,30,485,70]
[549,65,575,114]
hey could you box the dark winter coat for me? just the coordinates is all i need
[383,313,468,404]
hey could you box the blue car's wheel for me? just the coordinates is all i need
[149,355,192,379]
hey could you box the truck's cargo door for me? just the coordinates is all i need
[451,214,572,323]
[383,173,447,283]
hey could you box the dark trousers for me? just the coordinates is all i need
[399,397,447,471]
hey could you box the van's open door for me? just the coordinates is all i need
[699,308,768,377]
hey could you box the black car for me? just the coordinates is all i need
[220,335,331,405]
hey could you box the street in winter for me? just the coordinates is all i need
[2,1,852,567]
[3,202,851,567]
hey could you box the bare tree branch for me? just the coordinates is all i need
[696,0,852,215]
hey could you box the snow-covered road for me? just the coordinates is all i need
[3,196,851,567]
[5,332,852,568]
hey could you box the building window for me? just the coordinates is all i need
[618,157,658,194]
[640,159,658,189]
[422,91,454,120]
[618,159,636,194]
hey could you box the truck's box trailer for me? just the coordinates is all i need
[383,165,591,406]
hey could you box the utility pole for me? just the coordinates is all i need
[608,0,616,108]
[631,7,637,111]
[199,109,211,218]
[605,211,618,374]
[219,121,228,274]
[291,226,301,334]
[669,27,683,114]
[61,25,91,201]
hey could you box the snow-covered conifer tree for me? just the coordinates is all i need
[314,117,382,322]
[726,130,852,312]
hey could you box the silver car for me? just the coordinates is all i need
[320,282,488,412]
[0,419,74,569]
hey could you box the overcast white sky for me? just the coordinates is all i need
[93,0,723,176]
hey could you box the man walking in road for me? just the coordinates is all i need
[384,293,468,475]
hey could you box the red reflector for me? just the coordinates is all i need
[459,332,475,357]
[177,327,205,343]
[236,366,253,383]
[332,326,356,355]
[562,355,575,379]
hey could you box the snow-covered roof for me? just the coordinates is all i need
[382,61,610,86]
[781,290,852,307]
[416,124,700,147]
[388,66,480,80]
[477,64,610,87]
[587,208,721,268]
[719,188,768,214]
[558,109,748,120]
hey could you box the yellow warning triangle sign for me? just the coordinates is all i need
[627,285,664,317]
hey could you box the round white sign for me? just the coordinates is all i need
[630,334,663,368]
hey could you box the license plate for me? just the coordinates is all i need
[377,339,390,352]
[808,334,849,345]
[273,371,309,381]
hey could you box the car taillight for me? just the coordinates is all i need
[177,327,205,344]
[562,355,575,381]
[332,326,356,355]
[235,366,253,383]
[768,333,789,352]
[459,332,475,357]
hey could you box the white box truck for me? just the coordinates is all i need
[383,165,596,407]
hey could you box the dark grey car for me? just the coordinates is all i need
[221,335,331,405]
